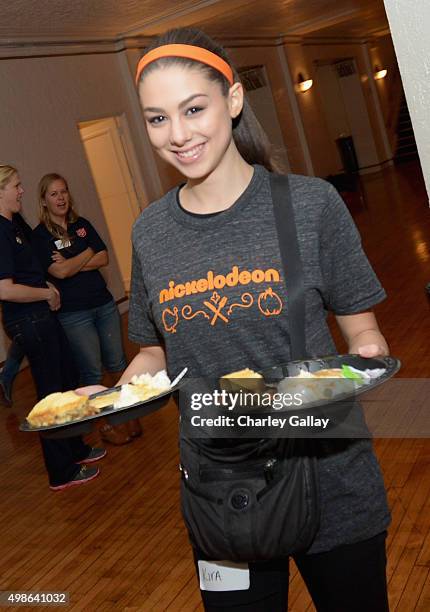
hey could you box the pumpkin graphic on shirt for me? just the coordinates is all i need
[257,287,283,317]
[76,227,87,238]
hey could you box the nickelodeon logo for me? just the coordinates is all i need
[159,266,281,304]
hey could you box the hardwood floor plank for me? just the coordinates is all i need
[393,565,429,611]
[417,531,430,568]
[415,573,430,611]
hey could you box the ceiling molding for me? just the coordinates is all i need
[300,36,368,46]
[0,29,391,60]
[0,38,122,59]
[170,35,287,49]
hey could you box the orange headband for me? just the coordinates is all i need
[135,44,234,85]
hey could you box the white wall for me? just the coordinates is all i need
[383,0,430,199]
[337,62,380,172]
[0,48,162,361]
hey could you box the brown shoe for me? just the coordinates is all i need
[100,423,132,445]
[127,418,143,438]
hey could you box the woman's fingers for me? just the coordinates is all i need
[75,385,107,396]
[51,251,65,262]
[357,344,387,358]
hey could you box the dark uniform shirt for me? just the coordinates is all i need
[0,214,48,323]
[12,213,33,242]
[32,217,112,313]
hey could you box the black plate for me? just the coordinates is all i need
[19,377,185,439]
[260,354,401,411]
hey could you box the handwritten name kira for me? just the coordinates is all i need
[202,568,223,582]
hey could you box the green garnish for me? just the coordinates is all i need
[342,365,363,381]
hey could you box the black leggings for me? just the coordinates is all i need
[196,531,389,611]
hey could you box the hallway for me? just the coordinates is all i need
[0,161,429,610]
[331,161,430,377]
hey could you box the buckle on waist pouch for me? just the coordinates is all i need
[179,464,189,481]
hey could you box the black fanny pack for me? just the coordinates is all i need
[179,174,321,562]
[180,439,319,562]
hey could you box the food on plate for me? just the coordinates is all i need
[26,391,98,427]
[26,370,173,426]
[88,391,121,410]
[309,368,343,378]
[222,368,263,380]
[113,384,144,409]
[130,369,171,391]
[113,370,172,409]
[221,368,264,393]
[277,364,386,405]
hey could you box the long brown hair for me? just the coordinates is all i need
[137,28,280,173]
[38,173,78,240]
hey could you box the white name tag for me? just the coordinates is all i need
[54,239,71,250]
[198,560,250,592]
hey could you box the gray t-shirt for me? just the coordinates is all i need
[129,165,390,553]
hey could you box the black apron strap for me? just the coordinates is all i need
[270,173,307,361]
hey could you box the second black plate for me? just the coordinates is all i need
[260,354,401,410]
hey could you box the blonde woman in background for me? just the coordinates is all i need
[32,173,141,445]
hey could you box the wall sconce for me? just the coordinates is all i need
[374,66,388,80]
[296,72,313,93]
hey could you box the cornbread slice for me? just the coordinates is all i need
[27,391,93,427]
[221,368,264,393]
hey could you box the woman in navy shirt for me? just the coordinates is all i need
[0,213,33,405]
[32,173,140,444]
[0,164,104,490]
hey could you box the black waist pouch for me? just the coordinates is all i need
[180,443,319,561]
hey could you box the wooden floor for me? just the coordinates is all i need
[1,160,430,611]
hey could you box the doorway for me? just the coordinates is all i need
[78,115,146,292]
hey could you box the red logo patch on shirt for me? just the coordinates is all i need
[76,227,87,238]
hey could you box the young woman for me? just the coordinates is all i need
[0,165,104,490]
[93,28,391,610]
[32,174,141,444]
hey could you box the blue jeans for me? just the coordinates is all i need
[57,299,127,386]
